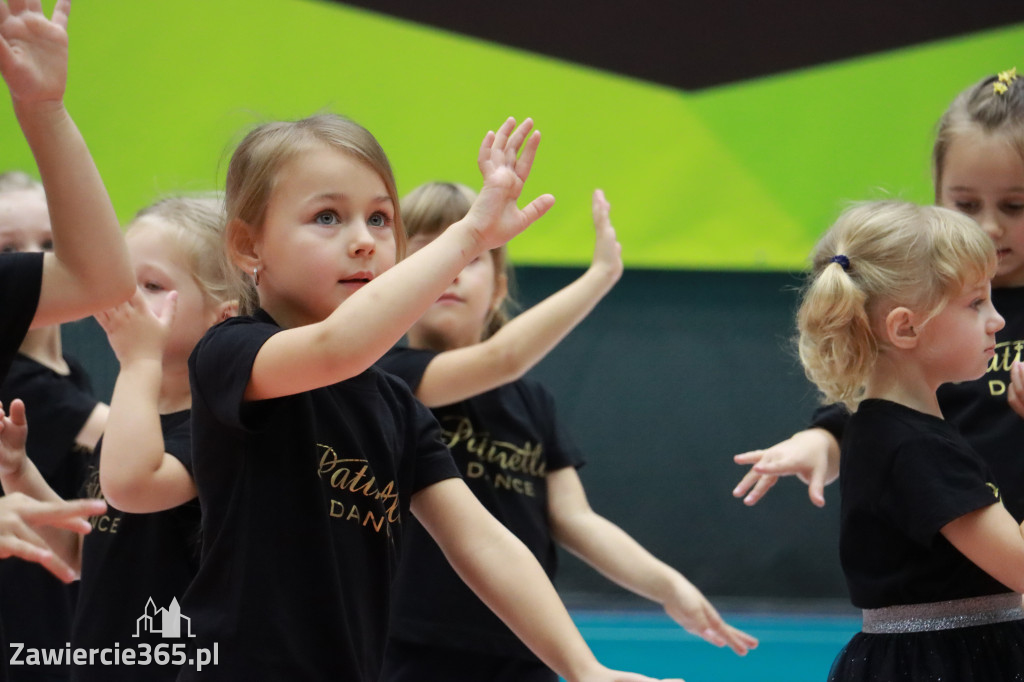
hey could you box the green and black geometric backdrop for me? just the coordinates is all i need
[3,1,1022,269]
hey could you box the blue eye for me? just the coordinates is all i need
[955,201,980,214]
[315,211,340,226]
[143,281,164,292]
[368,212,390,228]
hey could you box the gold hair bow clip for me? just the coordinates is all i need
[995,67,1018,95]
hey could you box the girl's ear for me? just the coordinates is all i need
[885,306,919,349]
[225,218,260,272]
[217,299,239,321]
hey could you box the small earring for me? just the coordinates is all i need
[253,266,261,286]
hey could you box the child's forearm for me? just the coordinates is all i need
[14,101,134,328]
[417,264,619,407]
[556,510,677,604]
[248,224,487,400]
[412,479,606,682]
[99,358,193,512]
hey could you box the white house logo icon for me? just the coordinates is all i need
[133,597,195,638]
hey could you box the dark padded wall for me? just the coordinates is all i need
[511,267,845,604]
[61,266,847,604]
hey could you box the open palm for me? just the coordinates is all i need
[0,0,70,105]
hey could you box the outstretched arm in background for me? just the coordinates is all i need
[731,427,840,507]
[96,291,196,513]
[0,0,134,329]
[413,478,686,682]
[244,117,555,401]
[414,189,623,407]
[0,399,103,577]
[547,467,758,656]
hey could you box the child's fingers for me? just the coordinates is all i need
[476,130,496,173]
[0,2,10,23]
[25,0,44,16]
[519,193,556,228]
[51,0,70,29]
[739,472,777,506]
[18,497,105,528]
[505,117,534,163]
[592,188,610,225]
[514,130,541,182]
[159,290,179,327]
[8,398,25,428]
[491,117,516,157]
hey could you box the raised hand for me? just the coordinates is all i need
[0,0,71,107]
[0,491,103,582]
[590,189,624,281]
[95,289,177,366]
[465,117,555,251]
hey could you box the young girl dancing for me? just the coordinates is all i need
[798,200,1024,679]
[0,171,107,682]
[733,67,1024,517]
[180,113,681,682]
[0,0,131,592]
[0,196,243,682]
[378,182,757,682]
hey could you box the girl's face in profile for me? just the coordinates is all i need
[127,220,226,362]
[939,127,1024,288]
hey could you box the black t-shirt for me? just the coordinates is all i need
[379,346,585,660]
[839,399,1008,609]
[0,253,43,385]
[813,287,1024,521]
[70,410,200,682]
[179,310,459,682]
[0,354,97,681]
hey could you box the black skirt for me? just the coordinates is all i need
[829,620,1024,681]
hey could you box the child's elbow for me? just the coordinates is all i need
[97,471,139,514]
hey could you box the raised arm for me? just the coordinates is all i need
[412,478,684,682]
[0,0,133,329]
[246,118,556,401]
[415,189,623,407]
[0,399,89,574]
[547,467,757,656]
[96,291,196,512]
[732,427,839,507]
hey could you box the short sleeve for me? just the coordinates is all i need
[378,347,436,392]
[189,316,279,431]
[161,411,192,475]
[403,387,460,495]
[809,403,850,443]
[878,436,999,546]
[522,379,585,472]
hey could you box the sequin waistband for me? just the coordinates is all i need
[862,593,1024,634]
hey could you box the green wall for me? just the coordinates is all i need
[3,1,1021,269]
